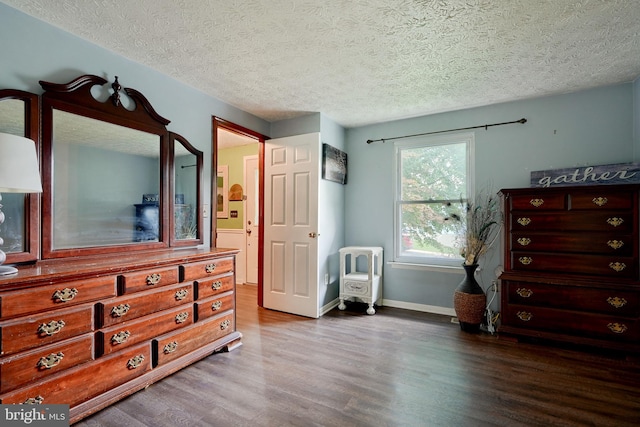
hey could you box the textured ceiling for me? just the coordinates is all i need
[3,0,640,128]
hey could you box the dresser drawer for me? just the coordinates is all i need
[195,273,234,299]
[0,304,94,356]
[504,281,640,316]
[119,266,180,294]
[181,257,234,282]
[195,292,234,321]
[0,333,94,393]
[510,211,634,233]
[99,282,194,328]
[0,277,116,319]
[511,252,637,278]
[510,232,634,255]
[569,191,634,210]
[154,312,234,367]
[98,304,194,356]
[0,343,151,406]
[509,193,567,210]
[503,304,639,342]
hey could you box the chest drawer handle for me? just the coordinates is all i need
[516,288,533,298]
[163,341,179,354]
[38,320,66,336]
[517,217,531,226]
[212,281,222,291]
[607,240,625,250]
[127,354,145,369]
[111,303,131,318]
[211,300,223,311]
[529,198,544,207]
[175,312,190,324]
[175,289,189,301]
[516,237,531,246]
[607,323,628,334]
[52,287,78,303]
[516,311,533,322]
[606,217,624,227]
[146,273,162,285]
[220,319,231,330]
[205,263,217,273]
[518,257,533,265]
[23,396,44,405]
[37,352,64,370]
[609,262,626,272]
[111,330,131,345]
[592,197,608,206]
[607,297,628,308]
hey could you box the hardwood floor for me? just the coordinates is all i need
[77,284,640,426]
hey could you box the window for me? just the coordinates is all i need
[393,133,474,267]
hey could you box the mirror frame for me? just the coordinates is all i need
[0,90,40,263]
[38,74,190,259]
[170,132,203,247]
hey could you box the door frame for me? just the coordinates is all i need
[212,117,266,306]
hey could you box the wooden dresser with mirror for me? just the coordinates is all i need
[0,75,241,423]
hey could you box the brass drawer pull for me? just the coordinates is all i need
[163,341,179,354]
[609,262,626,272]
[517,217,531,226]
[606,217,624,227]
[516,237,531,246]
[175,289,189,301]
[212,280,222,291]
[37,352,64,370]
[592,197,608,206]
[111,330,131,345]
[127,354,145,369]
[607,323,628,334]
[23,396,44,404]
[518,257,533,265]
[516,288,533,298]
[607,240,624,250]
[220,319,231,330]
[529,198,544,207]
[211,300,222,311]
[205,263,217,273]
[52,287,78,303]
[38,320,66,336]
[607,296,628,308]
[111,303,131,318]
[146,273,162,285]
[175,312,189,324]
[516,311,533,322]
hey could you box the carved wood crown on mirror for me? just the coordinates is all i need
[0,75,240,424]
[0,74,204,262]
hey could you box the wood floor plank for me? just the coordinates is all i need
[76,284,640,426]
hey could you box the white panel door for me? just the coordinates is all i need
[263,133,320,318]
[244,155,259,284]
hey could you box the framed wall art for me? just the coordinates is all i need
[322,143,347,185]
[217,165,229,218]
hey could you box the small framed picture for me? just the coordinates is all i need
[322,143,347,185]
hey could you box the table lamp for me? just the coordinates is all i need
[0,132,42,276]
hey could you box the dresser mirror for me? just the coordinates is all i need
[0,91,39,263]
[35,74,202,259]
[171,132,203,246]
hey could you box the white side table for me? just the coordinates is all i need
[338,246,383,315]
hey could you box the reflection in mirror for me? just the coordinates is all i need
[174,144,197,240]
[0,99,27,254]
[52,109,161,249]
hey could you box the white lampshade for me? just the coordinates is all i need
[0,132,42,193]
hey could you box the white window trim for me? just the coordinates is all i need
[392,132,476,267]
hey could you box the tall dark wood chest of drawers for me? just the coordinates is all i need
[499,184,640,353]
[0,248,241,423]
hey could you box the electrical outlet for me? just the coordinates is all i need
[203,204,209,218]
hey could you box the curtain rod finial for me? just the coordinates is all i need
[519,118,527,124]
[366,139,373,144]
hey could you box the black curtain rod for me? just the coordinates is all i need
[365,118,527,144]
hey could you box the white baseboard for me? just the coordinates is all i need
[381,299,456,317]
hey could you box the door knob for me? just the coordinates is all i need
[309,232,320,238]
[246,229,252,235]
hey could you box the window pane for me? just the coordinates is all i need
[399,201,464,259]
[401,142,467,201]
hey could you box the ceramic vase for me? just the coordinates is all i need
[453,263,486,333]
